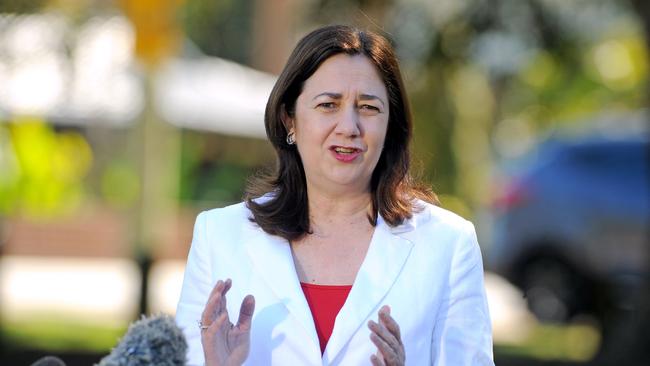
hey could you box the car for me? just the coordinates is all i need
[486,130,649,326]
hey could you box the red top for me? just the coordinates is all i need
[300,282,352,354]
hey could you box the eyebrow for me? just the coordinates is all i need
[312,92,386,107]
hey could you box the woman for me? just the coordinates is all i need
[176,25,493,365]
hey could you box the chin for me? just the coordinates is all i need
[327,175,370,189]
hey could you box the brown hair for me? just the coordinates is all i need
[245,24,437,241]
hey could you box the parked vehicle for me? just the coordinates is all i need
[486,131,649,325]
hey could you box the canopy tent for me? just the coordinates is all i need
[155,57,274,139]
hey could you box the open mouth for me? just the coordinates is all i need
[332,146,361,154]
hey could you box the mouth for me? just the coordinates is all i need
[330,145,363,163]
[331,146,362,154]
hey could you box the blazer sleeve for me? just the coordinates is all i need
[176,211,211,366]
[431,220,494,365]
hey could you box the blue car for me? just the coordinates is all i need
[486,132,650,324]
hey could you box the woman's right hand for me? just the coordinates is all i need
[201,279,256,366]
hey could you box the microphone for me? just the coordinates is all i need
[98,314,187,366]
[30,356,66,366]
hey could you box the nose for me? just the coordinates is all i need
[334,105,361,137]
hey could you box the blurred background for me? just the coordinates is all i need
[0,0,648,365]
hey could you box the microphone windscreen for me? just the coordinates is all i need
[98,314,187,366]
[30,356,66,366]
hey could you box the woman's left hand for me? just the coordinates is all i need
[367,305,405,366]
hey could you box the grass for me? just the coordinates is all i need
[495,322,601,362]
[1,314,128,353]
[2,313,600,362]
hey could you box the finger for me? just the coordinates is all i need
[370,332,398,365]
[375,350,386,365]
[201,280,225,324]
[209,278,232,315]
[206,311,229,338]
[375,350,386,364]
[223,278,232,296]
[208,279,225,300]
[368,320,400,353]
[379,307,402,343]
[236,295,256,331]
[220,278,232,313]
[370,354,386,366]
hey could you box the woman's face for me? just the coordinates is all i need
[287,54,389,195]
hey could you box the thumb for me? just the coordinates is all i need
[236,295,256,331]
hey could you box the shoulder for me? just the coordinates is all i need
[410,200,474,235]
[200,201,250,221]
[408,201,484,273]
[196,196,279,227]
[191,201,262,253]
[194,201,255,236]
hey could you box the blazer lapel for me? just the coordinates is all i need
[323,216,416,364]
[242,224,320,352]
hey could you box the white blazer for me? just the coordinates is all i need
[176,200,494,365]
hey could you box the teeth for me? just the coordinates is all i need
[334,147,356,153]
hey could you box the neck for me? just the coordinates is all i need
[305,187,374,235]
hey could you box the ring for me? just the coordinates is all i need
[197,320,210,330]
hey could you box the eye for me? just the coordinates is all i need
[316,102,337,110]
[359,104,381,112]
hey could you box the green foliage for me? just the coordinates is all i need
[178,131,275,206]
[0,119,92,217]
[181,0,254,63]
[101,160,140,209]
[0,0,46,13]
[409,61,457,194]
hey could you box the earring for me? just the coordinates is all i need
[286,131,296,145]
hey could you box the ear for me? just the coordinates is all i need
[280,104,294,132]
